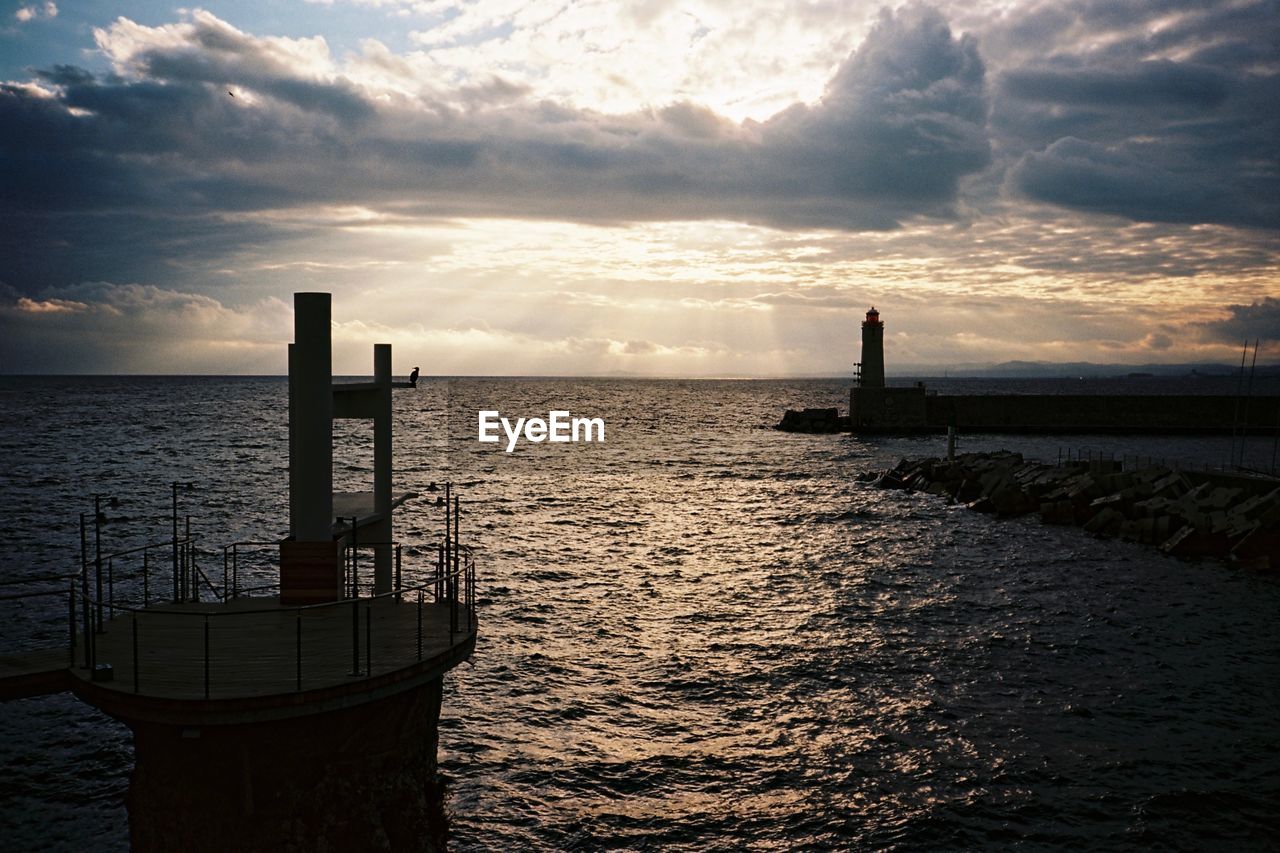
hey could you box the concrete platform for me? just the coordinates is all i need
[1,594,475,725]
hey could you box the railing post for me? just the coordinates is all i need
[67,579,76,667]
[416,588,422,660]
[223,547,229,602]
[79,514,93,668]
[143,548,150,607]
[94,496,104,633]
[395,544,402,601]
[132,614,139,694]
[350,517,359,598]
[296,610,302,692]
[172,482,180,603]
[365,603,372,678]
[436,543,443,601]
[203,614,210,699]
[232,543,238,599]
[444,483,451,589]
[186,517,194,602]
[450,567,458,638]
[350,598,360,676]
[107,558,114,619]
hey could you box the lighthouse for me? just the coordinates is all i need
[860,307,885,388]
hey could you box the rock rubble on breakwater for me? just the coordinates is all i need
[776,408,850,433]
[862,451,1280,570]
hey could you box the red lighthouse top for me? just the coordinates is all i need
[864,307,883,326]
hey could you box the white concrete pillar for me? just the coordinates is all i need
[373,343,393,593]
[290,293,334,542]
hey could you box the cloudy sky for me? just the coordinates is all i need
[1,0,1277,375]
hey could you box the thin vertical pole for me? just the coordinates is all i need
[232,543,238,599]
[351,598,360,676]
[203,615,210,698]
[444,483,452,590]
[107,558,114,619]
[132,614,139,694]
[79,514,93,668]
[186,516,194,602]
[172,482,180,603]
[67,580,76,667]
[452,495,460,634]
[296,610,302,692]
[143,549,150,607]
[395,544,402,600]
[416,588,423,660]
[94,495,104,633]
[365,603,372,678]
[1230,340,1247,468]
[1239,339,1259,467]
[350,517,359,599]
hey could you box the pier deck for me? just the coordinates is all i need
[2,593,476,722]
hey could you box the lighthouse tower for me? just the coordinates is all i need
[860,307,885,388]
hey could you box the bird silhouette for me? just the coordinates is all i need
[228,90,235,98]
[409,366,419,386]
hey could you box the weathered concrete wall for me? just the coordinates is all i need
[850,386,928,429]
[126,678,446,853]
[930,394,1280,432]
[852,388,1280,433]
[776,407,849,433]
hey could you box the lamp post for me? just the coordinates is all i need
[172,482,194,603]
[79,513,93,667]
[92,494,118,633]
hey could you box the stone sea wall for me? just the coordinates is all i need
[864,451,1280,569]
[850,388,1280,433]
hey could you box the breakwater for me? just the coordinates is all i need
[776,407,849,433]
[850,387,1280,433]
[865,451,1280,569]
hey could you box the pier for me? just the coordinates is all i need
[777,307,1280,436]
[0,293,477,852]
[866,451,1280,569]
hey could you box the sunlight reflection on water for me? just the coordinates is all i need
[0,376,1277,851]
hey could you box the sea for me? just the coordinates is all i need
[0,375,1278,851]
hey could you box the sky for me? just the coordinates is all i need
[1,0,1278,376]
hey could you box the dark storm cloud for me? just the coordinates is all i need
[0,5,990,294]
[1009,137,1240,226]
[1001,62,1230,109]
[1199,297,1280,344]
[990,0,1280,229]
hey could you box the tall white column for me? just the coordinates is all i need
[290,293,334,542]
[373,343,393,593]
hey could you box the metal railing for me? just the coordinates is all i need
[94,536,203,616]
[73,560,475,698]
[0,576,79,666]
[62,529,476,697]
[7,484,479,698]
[221,541,284,599]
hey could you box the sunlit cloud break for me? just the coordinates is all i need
[0,1,1277,374]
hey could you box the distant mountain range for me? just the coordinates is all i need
[891,361,1280,379]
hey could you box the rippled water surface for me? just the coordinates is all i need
[1,376,1278,850]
